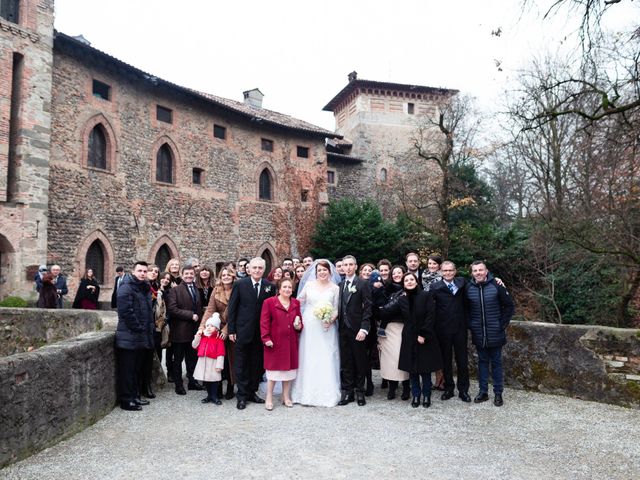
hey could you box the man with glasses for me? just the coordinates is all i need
[429,260,471,402]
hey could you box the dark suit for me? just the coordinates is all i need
[430,278,469,394]
[338,276,372,394]
[111,275,124,308]
[166,282,203,388]
[227,277,275,401]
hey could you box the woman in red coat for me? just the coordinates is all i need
[260,278,303,410]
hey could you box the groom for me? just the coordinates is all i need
[337,255,372,406]
[227,257,276,410]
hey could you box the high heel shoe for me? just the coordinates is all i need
[265,402,274,411]
[282,399,293,408]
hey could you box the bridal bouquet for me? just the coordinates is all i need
[313,303,335,326]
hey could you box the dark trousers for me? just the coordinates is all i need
[477,346,504,394]
[234,338,263,401]
[339,328,368,394]
[165,345,174,376]
[438,328,470,394]
[117,348,143,403]
[138,348,154,393]
[410,372,432,397]
[172,341,197,387]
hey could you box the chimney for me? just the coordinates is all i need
[243,88,264,108]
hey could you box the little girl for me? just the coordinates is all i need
[192,313,225,405]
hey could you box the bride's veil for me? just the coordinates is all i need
[297,259,341,296]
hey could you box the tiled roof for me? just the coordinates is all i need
[323,78,458,112]
[195,91,338,137]
[327,152,365,163]
[54,32,340,139]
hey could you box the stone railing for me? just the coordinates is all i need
[0,309,118,468]
[1,308,104,356]
[0,309,166,468]
[469,321,640,408]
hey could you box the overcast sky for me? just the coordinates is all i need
[53,0,637,131]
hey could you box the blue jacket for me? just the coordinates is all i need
[465,273,515,348]
[115,274,154,350]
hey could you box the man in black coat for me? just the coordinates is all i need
[466,260,515,407]
[166,265,203,395]
[227,257,276,409]
[337,255,372,406]
[115,261,154,411]
[430,261,471,402]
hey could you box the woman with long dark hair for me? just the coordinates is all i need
[72,268,100,309]
[383,272,442,408]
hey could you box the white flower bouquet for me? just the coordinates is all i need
[313,303,335,326]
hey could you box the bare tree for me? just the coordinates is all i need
[394,95,485,257]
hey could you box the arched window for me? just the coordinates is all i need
[156,144,174,183]
[261,249,273,274]
[154,244,172,271]
[379,168,388,182]
[259,168,272,200]
[85,240,105,284]
[87,125,107,169]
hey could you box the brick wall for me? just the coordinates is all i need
[48,49,327,299]
[0,0,54,298]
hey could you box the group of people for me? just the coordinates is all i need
[35,264,101,310]
[114,251,515,412]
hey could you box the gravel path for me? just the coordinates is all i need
[3,375,639,480]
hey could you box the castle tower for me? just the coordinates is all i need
[0,0,54,297]
[323,71,457,217]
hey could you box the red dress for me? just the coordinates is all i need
[260,296,303,373]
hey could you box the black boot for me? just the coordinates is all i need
[365,372,374,397]
[381,379,388,389]
[423,395,431,408]
[401,380,410,401]
[210,382,222,405]
[142,383,155,399]
[225,383,235,400]
[387,381,397,400]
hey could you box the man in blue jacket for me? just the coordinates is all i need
[115,261,154,411]
[466,260,514,407]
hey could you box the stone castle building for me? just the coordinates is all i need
[0,0,454,301]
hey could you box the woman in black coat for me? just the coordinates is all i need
[72,269,100,309]
[384,272,442,408]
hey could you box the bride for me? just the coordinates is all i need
[291,259,341,407]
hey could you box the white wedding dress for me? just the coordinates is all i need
[291,281,341,407]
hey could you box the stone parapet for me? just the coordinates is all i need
[0,329,116,468]
[468,321,640,408]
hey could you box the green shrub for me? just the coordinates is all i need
[0,296,28,307]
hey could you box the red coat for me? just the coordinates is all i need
[260,296,303,371]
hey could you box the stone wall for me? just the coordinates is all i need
[0,329,116,468]
[0,0,55,299]
[467,321,640,408]
[0,307,103,356]
[48,42,328,300]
